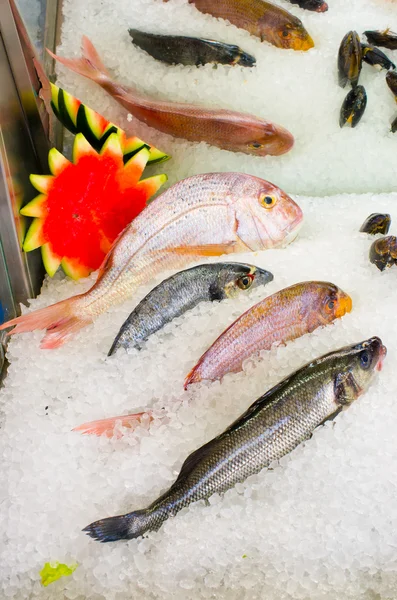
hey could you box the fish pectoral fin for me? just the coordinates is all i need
[334,371,361,405]
[164,242,237,257]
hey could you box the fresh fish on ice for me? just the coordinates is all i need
[128,29,256,67]
[108,262,273,355]
[48,37,294,156]
[0,173,302,348]
[174,0,314,50]
[185,281,352,387]
[83,336,386,542]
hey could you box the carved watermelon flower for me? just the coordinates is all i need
[21,133,167,279]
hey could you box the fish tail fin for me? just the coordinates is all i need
[83,508,156,542]
[72,411,153,438]
[47,36,110,85]
[0,296,91,348]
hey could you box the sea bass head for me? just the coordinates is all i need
[259,10,314,51]
[215,263,274,299]
[295,281,352,328]
[234,176,303,250]
[316,337,386,407]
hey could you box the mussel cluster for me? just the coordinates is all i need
[338,29,397,130]
[360,213,397,272]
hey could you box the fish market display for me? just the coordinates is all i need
[360,213,391,235]
[361,44,396,70]
[83,337,385,542]
[185,281,352,387]
[364,29,397,50]
[286,0,328,12]
[128,29,256,67]
[339,86,367,128]
[338,31,362,88]
[0,173,302,348]
[177,0,314,51]
[48,37,294,157]
[369,235,397,271]
[108,262,273,355]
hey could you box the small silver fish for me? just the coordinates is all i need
[83,336,385,542]
[108,262,273,356]
[128,29,256,67]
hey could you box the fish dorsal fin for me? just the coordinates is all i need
[173,436,223,485]
[224,373,296,434]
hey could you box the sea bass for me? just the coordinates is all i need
[181,0,314,50]
[0,173,302,348]
[48,37,294,156]
[185,281,352,387]
[128,29,256,67]
[83,336,386,542]
[108,262,273,355]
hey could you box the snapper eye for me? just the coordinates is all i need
[259,193,277,209]
[327,300,335,310]
[237,274,254,290]
[360,351,370,369]
[249,142,263,150]
[281,29,291,39]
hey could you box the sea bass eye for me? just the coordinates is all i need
[360,351,370,369]
[259,193,277,209]
[281,30,291,39]
[327,300,335,310]
[237,274,254,290]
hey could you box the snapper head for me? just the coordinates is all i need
[234,176,303,250]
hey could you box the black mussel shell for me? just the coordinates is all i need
[386,71,397,98]
[369,236,397,271]
[340,85,367,128]
[338,31,362,88]
[360,213,391,235]
[364,30,397,51]
[361,44,395,70]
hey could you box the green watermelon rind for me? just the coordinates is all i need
[51,85,170,165]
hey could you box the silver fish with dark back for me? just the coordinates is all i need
[84,336,386,542]
[108,262,273,355]
[128,29,256,67]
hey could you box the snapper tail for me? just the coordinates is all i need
[83,509,158,542]
[0,297,91,349]
[72,411,153,438]
[47,36,111,86]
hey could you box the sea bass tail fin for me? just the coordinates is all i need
[0,297,91,348]
[47,36,110,85]
[83,509,156,542]
[72,411,153,438]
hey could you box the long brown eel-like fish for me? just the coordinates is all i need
[48,37,294,156]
